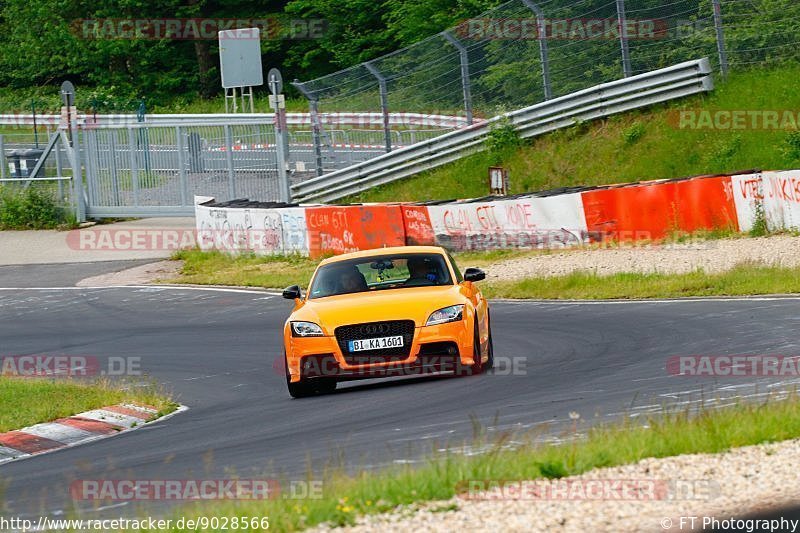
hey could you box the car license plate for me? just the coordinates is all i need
[348,336,404,352]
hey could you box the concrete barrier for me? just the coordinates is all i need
[194,168,800,257]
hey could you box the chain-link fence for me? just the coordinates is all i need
[293,0,800,150]
[0,131,76,222]
[0,116,464,217]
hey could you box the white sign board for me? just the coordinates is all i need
[218,28,264,88]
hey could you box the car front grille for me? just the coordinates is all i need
[334,320,415,364]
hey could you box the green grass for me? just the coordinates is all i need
[170,249,319,289]
[344,64,800,203]
[168,248,555,290]
[169,249,800,300]
[0,185,76,230]
[162,392,800,532]
[483,263,800,300]
[0,377,176,432]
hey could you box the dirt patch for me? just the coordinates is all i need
[76,260,183,286]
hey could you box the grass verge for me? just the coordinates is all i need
[170,249,318,289]
[0,377,176,433]
[168,249,800,300]
[168,392,800,532]
[482,263,800,300]
[167,248,547,290]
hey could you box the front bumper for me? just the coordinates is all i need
[285,319,474,383]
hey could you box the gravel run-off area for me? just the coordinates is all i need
[313,437,800,533]
[486,235,800,281]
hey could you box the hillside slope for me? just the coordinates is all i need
[345,65,800,203]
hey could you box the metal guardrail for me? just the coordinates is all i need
[292,58,714,203]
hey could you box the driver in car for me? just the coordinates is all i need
[404,257,437,286]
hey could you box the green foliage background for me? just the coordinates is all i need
[0,0,500,109]
[0,0,797,112]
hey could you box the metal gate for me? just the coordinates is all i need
[82,122,282,218]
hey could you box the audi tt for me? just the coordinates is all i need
[281,246,492,397]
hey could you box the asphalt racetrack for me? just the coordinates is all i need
[1,278,799,520]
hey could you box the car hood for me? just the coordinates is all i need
[290,285,467,334]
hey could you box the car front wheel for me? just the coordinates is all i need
[484,315,494,371]
[285,354,338,398]
[285,354,315,398]
[470,320,485,375]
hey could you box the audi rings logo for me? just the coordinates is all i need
[359,324,389,335]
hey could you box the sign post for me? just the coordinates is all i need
[218,28,264,113]
[60,81,85,221]
[269,68,291,203]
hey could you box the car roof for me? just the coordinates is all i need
[318,246,448,266]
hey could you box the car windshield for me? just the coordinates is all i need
[308,253,453,299]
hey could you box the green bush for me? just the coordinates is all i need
[622,122,646,146]
[783,130,800,161]
[749,200,769,237]
[485,119,521,165]
[0,186,73,230]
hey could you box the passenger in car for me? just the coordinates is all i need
[338,266,368,293]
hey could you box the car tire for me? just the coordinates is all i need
[485,318,494,372]
[285,354,316,398]
[287,379,316,398]
[470,319,484,375]
[315,379,337,394]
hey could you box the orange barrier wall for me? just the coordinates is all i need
[674,176,739,232]
[581,176,739,241]
[196,173,760,258]
[401,205,436,246]
[305,205,406,258]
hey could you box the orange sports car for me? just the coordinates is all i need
[281,246,493,397]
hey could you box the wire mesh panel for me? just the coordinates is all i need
[624,0,717,75]
[1,132,67,180]
[295,0,800,117]
[371,34,466,116]
[0,132,75,217]
[80,118,463,209]
[82,122,283,211]
[719,0,800,68]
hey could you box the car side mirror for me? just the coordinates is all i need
[282,285,302,300]
[463,268,486,282]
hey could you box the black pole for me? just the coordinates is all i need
[31,101,39,148]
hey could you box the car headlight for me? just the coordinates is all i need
[291,321,324,337]
[426,305,464,326]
